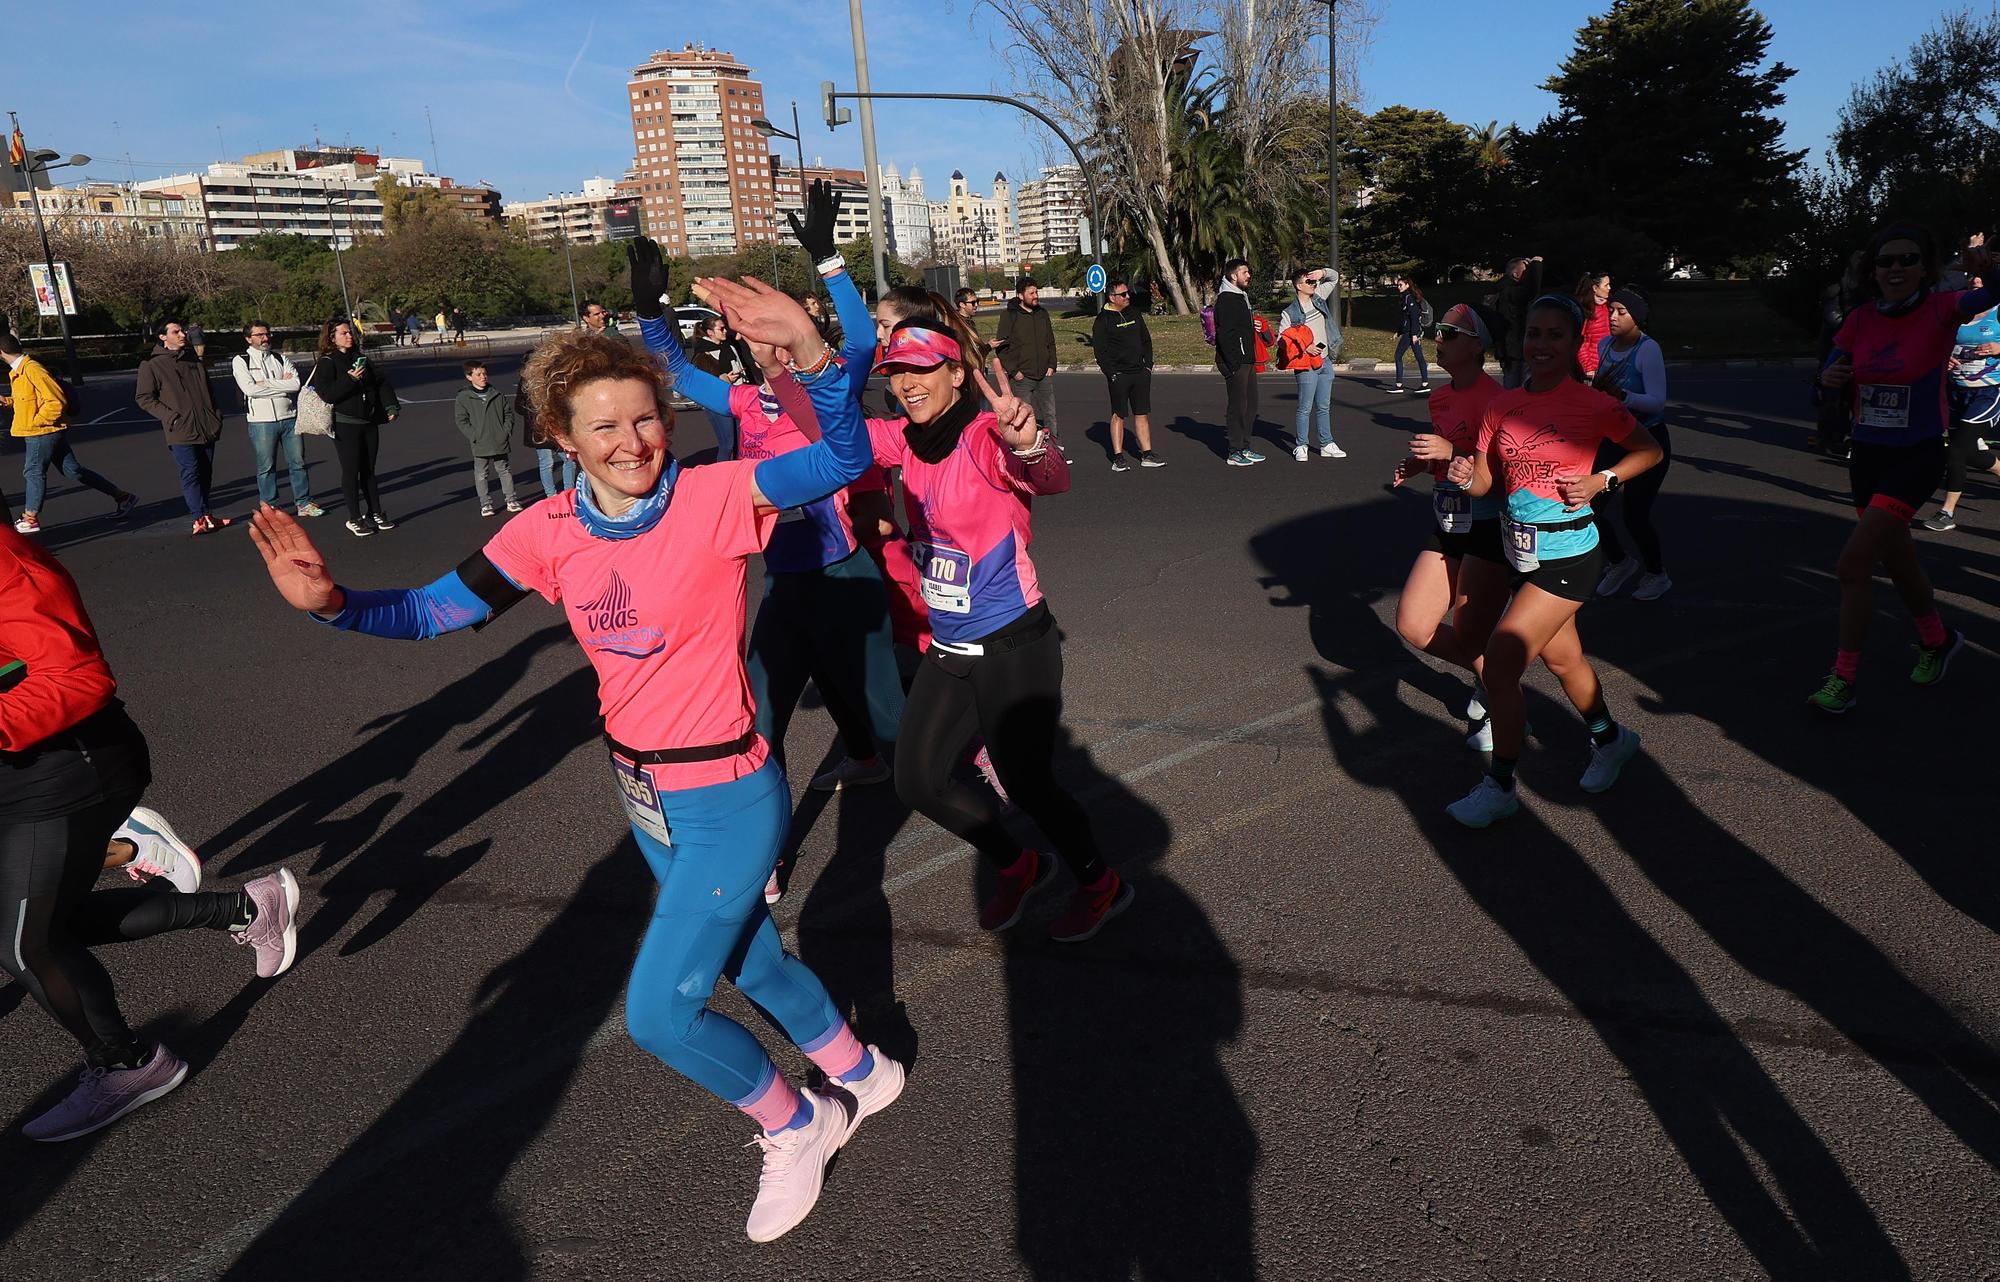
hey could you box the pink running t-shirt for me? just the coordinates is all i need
[1832,290,1969,446]
[728,382,859,574]
[482,462,778,789]
[865,412,1057,645]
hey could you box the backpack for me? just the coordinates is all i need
[1418,299,1435,332]
[1199,304,1216,346]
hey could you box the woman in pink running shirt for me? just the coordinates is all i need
[866,321,1134,942]
[247,281,902,1244]
[1809,223,1994,714]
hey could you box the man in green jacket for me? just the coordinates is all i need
[995,279,1063,455]
[453,359,521,515]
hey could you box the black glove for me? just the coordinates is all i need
[785,179,843,263]
[627,238,669,321]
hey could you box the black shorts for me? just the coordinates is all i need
[1106,369,1152,419]
[1509,543,1604,603]
[1431,518,1506,566]
[1848,438,1945,520]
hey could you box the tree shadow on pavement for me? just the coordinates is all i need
[1250,495,1914,1279]
[207,624,593,960]
[214,834,652,1282]
[1001,721,1259,1280]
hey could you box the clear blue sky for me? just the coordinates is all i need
[4,1,1942,208]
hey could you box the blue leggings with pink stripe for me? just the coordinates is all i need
[623,759,865,1126]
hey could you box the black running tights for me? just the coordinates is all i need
[1595,424,1671,573]
[895,614,1107,886]
[1,794,243,1066]
[334,420,384,519]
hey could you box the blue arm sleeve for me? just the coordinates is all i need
[312,568,505,639]
[752,358,872,509]
[824,268,877,403]
[638,314,733,417]
[1959,285,2000,320]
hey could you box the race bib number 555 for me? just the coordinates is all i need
[610,754,671,846]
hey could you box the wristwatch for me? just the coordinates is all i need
[1599,469,1621,494]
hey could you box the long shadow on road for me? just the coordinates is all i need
[1251,491,1930,1279]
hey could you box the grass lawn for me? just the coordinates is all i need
[1046,281,1815,368]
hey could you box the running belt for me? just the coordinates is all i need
[604,730,757,765]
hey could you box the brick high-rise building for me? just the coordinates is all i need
[625,43,779,257]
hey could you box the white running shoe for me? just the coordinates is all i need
[1447,776,1520,828]
[764,869,783,906]
[834,1047,906,1144]
[1320,442,1346,458]
[1465,685,1488,723]
[809,755,892,793]
[1595,558,1641,597]
[1466,718,1493,753]
[1579,725,1642,794]
[1631,571,1673,601]
[744,1087,854,1243]
[114,807,203,893]
[1293,444,1310,462]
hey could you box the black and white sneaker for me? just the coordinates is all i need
[345,519,374,537]
[371,513,396,531]
[1139,452,1166,468]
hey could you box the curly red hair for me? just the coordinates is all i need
[521,330,674,446]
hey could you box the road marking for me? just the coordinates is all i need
[83,407,136,424]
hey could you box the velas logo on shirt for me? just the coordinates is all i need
[572,570,665,658]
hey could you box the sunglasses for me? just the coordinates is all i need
[1300,277,1321,286]
[1874,251,1923,268]
[1435,324,1475,340]
[1110,290,1130,297]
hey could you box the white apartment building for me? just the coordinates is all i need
[1,181,211,249]
[505,178,625,244]
[929,171,1015,275]
[880,164,933,262]
[139,150,409,251]
[1016,164,1087,265]
[770,161,870,246]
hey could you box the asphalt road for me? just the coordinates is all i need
[2,353,1996,1282]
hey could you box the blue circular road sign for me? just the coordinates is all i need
[1085,263,1107,294]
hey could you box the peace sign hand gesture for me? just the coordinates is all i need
[247,503,343,615]
[970,355,1042,451]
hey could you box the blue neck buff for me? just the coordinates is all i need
[574,458,679,541]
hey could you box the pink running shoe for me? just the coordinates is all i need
[235,869,301,978]
[114,806,203,893]
[1048,871,1136,943]
[834,1047,906,1143]
[979,850,1055,931]
[743,1087,854,1243]
[23,1045,189,1142]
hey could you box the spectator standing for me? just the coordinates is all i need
[1389,277,1433,394]
[231,320,321,517]
[1575,273,1612,375]
[1494,255,1544,389]
[995,279,1061,454]
[434,308,448,345]
[307,316,400,537]
[1279,266,1345,460]
[0,334,134,533]
[404,311,423,346]
[1214,258,1264,465]
[134,320,229,535]
[689,316,755,461]
[514,376,575,496]
[450,307,467,342]
[453,359,521,517]
[955,288,980,332]
[580,300,610,334]
[389,307,405,346]
[797,293,844,352]
[1090,279,1163,471]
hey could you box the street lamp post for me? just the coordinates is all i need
[7,115,89,382]
[752,104,811,283]
[315,179,354,319]
[552,191,579,321]
[1326,0,1339,275]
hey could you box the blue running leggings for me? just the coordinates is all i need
[622,758,843,1106]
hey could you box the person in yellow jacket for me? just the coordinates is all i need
[0,334,134,534]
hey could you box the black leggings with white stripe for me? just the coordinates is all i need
[1,793,242,1067]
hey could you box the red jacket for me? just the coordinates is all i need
[1578,302,1611,374]
[1253,316,1277,373]
[0,525,116,753]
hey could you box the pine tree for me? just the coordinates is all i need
[1521,0,1805,272]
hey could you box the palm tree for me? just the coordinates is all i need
[1468,121,1511,171]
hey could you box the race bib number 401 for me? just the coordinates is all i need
[913,541,973,615]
